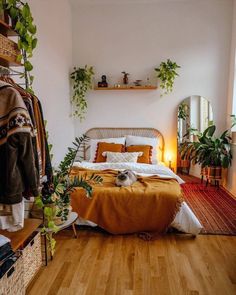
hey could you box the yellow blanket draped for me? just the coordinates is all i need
[70,167,183,234]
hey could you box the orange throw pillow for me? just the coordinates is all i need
[126,145,153,164]
[94,142,125,163]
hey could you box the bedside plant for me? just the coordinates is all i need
[155,59,181,96]
[3,0,38,93]
[180,122,235,181]
[70,66,94,120]
[35,135,103,256]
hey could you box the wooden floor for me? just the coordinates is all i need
[27,229,236,295]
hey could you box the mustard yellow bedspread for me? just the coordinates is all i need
[70,167,183,234]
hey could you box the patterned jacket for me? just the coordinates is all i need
[0,81,39,204]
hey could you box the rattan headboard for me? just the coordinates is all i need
[82,127,165,162]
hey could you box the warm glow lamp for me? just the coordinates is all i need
[166,153,172,169]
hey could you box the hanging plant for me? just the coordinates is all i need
[155,59,181,96]
[3,0,37,93]
[70,65,94,120]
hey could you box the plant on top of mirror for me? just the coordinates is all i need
[70,66,94,120]
[155,59,181,96]
[3,0,38,94]
[178,102,189,120]
[35,134,103,256]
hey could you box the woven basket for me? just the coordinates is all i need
[207,166,222,180]
[22,232,42,288]
[0,33,20,62]
[0,256,24,295]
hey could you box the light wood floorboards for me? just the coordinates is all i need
[27,229,236,295]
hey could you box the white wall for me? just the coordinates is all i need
[71,0,233,166]
[28,0,74,166]
[227,0,236,195]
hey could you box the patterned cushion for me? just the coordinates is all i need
[102,152,143,163]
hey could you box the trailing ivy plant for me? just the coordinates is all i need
[155,59,181,96]
[3,0,37,93]
[70,65,94,120]
[35,135,103,256]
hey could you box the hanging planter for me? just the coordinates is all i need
[70,65,94,121]
[155,59,181,96]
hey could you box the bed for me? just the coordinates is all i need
[71,127,202,235]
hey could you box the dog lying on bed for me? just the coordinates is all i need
[116,170,137,187]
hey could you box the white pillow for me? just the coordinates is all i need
[89,137,126,162]
[125,135,159,164]
[102,151,143,163]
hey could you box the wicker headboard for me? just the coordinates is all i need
[82,127,165,162]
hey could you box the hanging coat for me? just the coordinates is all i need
[0,81,39,204]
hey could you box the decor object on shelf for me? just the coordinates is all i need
[3,0,38,93]
[122,71,129,84]
[70,65,94,120]
[134,80,142,86]
[155,59,181,96]
[35,135,103,256]
[97,74,108,87]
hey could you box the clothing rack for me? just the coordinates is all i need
[0,65,26,86]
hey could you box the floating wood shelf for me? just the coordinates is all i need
[0,19,17,36]
[94,85,157,90]
[0,54,22,67]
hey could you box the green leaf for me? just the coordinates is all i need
[44,206,53,217]
[35,196,44,209]
[32,38,38,49]
[29,24,37,34]
[9,6,18,19]
[16,54,22,62]
[24,60,33,71]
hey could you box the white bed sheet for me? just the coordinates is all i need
[73,161,203,235]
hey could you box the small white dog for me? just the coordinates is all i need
[116,170,137,187]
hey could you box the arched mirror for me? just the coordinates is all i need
[177,95,213,175]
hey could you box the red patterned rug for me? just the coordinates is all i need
[181,182,236,235]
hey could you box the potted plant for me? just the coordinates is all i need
[180,124,234,182]
[35,135,102,256]
[70,65,94,120]
[155,59,181,96]
[3,0,38,93]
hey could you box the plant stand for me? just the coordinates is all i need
[205,167,222,189]
[42,212,78,265]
